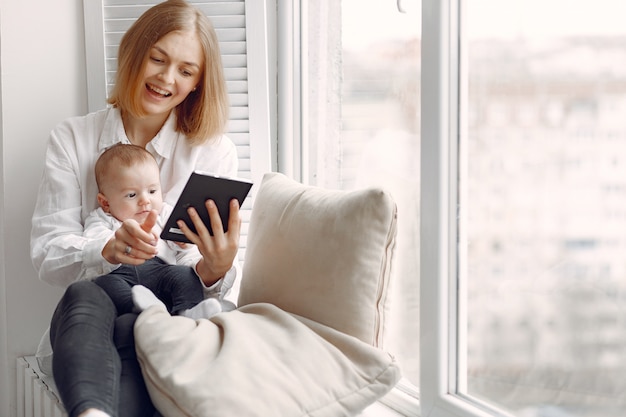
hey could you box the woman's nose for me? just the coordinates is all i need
[158,67,174,83]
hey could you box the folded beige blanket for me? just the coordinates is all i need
[135,303,400,417]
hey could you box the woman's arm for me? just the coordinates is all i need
[30,113,118,288]
[155,132,243,294]
[176,134,242,287]
[30,126,98,288]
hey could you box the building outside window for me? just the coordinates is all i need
[421,0,626,416]
[464,1,626,415]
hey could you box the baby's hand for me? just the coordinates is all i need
[140,210,159,241]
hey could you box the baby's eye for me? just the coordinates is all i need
[149,189,158,195]
[127,192,137,198]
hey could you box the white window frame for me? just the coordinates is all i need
[420,0,511,416]
[420,0,463,414]
[276,0,303,180]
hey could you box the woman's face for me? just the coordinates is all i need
[140,30,204,118]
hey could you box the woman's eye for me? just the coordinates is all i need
[180,69,193,77]
[150,56,164,64]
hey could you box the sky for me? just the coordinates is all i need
[466,0,626,39]
[342,0,420,49]
[341,0,626,49]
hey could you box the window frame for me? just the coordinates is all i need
[419,0,464,414]
[276,0,304,181]
[420,0,512,416]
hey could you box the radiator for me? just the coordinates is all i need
[17,356,67,417]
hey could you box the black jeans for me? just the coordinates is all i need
[93,257,204,315]
[50,280,158,417]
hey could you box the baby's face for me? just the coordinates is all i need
[101,160,164,223]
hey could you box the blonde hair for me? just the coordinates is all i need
[107,0,229,144]
[95,144,158,192]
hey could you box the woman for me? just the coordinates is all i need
[30,1,239,416]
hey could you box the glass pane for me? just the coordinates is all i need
[304,0,421,387]
[463,1,626,416]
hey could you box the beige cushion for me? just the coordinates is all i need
[134,173,401,416]
[135,303,401,417]
[238,172,398,347]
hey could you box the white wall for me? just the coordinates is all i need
[0,0,87,415]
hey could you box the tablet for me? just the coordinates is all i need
[160,171,253,243]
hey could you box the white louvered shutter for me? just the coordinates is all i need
[83,0,272,261]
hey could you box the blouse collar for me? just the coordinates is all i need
[98,107,180,160]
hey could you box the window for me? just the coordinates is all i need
[421,0,626,416]
[282,0,421,413]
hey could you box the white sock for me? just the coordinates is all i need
[78,409,111,417]
[181,298,222,320]
[132,285,166,312]
[221,299,237,312]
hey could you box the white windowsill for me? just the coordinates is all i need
[361,400,405,416]
[360,381,421,416]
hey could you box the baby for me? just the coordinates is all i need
[87,143,235,319]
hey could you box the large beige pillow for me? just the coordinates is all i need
[238,172,398,347]
[135,303,401,417]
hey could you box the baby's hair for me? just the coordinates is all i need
[95,144,158,192]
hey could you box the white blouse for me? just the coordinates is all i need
[30,107,239,292]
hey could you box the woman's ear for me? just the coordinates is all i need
[97,193,111,213]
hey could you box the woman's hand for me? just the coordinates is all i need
[176,199,241,287]
[102,210,159,265]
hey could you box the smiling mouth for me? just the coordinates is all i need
[147,83,172,97]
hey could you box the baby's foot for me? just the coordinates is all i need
[181,298,222,320]
[221,299,237,312]
[132,285,166,312]
[78,409,111,417]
